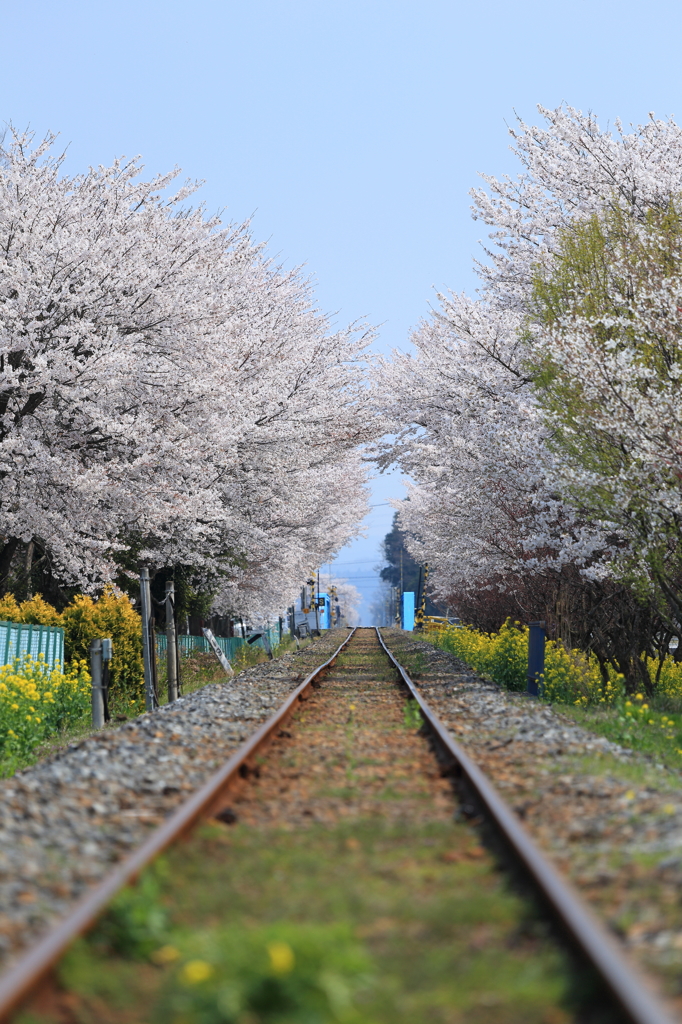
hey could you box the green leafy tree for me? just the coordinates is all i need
[528,200,682,634]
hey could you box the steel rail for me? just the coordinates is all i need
[375,626,676,1024]
[0,628,357,1023]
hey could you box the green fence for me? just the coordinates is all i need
[155,625,281,661]
[0,620,65,672]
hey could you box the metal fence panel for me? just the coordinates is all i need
[0,621,65,672]
[155,625,282,662]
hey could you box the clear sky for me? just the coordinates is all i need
[4,0,682,621]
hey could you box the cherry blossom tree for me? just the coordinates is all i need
[376,105,682,677]
[0,129,373,619]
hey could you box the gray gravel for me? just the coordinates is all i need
[0,632,344,967]
[382,629,682,983]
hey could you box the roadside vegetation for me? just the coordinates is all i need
[427,621,682,772]
[0,590,305,778]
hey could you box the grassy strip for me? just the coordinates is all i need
[18,822,598,1024]
[558,700,682,772]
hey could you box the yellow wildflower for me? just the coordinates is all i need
[267,941,295,974]
[151,945,180,965]
[181,960,214,985]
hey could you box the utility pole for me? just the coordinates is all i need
[316,570,321,632]
[165,581,178,703]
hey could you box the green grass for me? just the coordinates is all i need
[558,700,682,773]
[18,821,613,1024]
[403,698,423,730]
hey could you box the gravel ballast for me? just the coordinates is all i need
[381,628,682,995]
[0,632,344,967]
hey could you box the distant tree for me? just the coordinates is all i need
[379,514,443,615]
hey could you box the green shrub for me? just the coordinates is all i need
[0,589,143,703]
[60,590,143,702]
[0,593,62,626]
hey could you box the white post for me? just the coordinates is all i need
[165,581,179,702]
[90,638,104,728]
[202,627,234,677]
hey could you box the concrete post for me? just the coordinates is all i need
[165,581,178,703]
[139,567,156,712]
[89,638,104,728]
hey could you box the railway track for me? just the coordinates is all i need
[0,627,676,1023]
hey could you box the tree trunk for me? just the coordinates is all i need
[24,540,34,599]
[0,538,20,594]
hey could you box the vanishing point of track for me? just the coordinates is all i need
[0,626,675,1024]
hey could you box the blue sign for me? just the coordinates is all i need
[401,592,415,631]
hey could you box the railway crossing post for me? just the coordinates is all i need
[165,581,179,703]
[527,621,546,697]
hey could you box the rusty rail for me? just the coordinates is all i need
[375,626,676,1024]
[0,628,357,1022]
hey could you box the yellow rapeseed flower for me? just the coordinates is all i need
[267,941,295,974]
[151,945,181,965]
[181,960,214,985]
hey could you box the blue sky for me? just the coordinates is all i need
[5,0,682,621]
